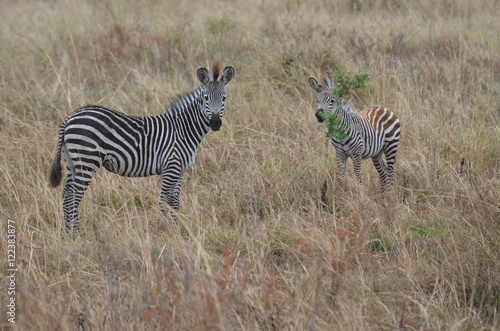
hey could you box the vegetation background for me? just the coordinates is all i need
[0,0,498,329]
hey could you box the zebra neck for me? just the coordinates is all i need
[332,98,354,126]
[161,85,211,138]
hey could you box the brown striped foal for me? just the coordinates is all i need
[309,76,401,192]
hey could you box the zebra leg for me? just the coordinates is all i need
[62,168,97,237]
[352,153,363,184]
[62,147,100,237]
[160,166,183,221]
[372,153,388,192]
[384,157,396,189]
[383,146,398,190]
[62,180,84,236]
[334,150,348,181]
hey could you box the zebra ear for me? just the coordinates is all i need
[197,67,211,85]
[221,66,235,85]
[309,77,324,94]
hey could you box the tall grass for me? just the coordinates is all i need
[0,0,498,329]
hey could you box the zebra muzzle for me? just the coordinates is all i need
[210,113,222,131]
[316,109,325,123]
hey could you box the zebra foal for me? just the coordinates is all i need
[309,75,400,192]
[49,61,235,235]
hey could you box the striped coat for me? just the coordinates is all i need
[309,76,400,192]
[49,61,234,235]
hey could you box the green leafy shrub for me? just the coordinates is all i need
[322,68,369,139]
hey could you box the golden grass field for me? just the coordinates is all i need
[0,0,499,329]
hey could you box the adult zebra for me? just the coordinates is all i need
[49,61,235,235]
[309,75,400,192]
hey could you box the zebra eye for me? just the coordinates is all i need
[204,95,209,102]
[222,96,226,102]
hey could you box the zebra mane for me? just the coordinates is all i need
[211,60,221,80]
[340,98,354,113]
[163,85,204,115]
[321,75,335,90]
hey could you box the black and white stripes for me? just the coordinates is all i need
[309,76,400,192]
[49,61,234,235]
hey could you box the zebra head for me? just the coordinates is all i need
[309,76,337,123]
[197,61,235,131]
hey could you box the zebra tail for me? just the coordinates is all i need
[49,122,65,188]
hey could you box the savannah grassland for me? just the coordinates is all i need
[0,0,499,330]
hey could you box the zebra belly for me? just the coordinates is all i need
[101,151,160,177]
[360,135,385,159]
[331,133,383,160]
[102,154,119,173]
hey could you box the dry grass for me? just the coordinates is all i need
[0,0,499,330]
